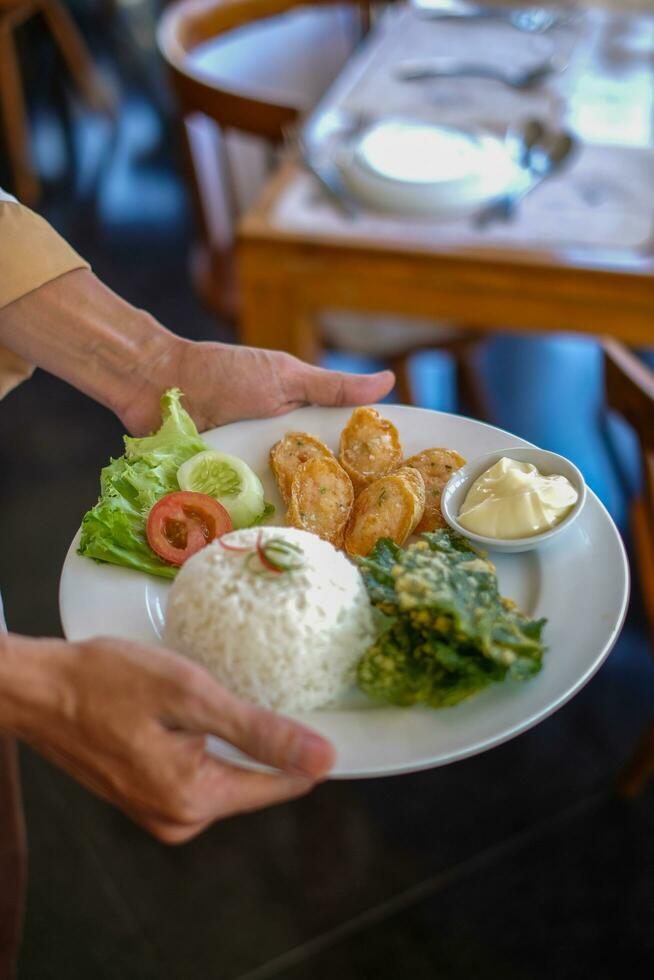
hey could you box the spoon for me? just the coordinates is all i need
[508,117,547,167]
[296,136,359,219]
[395,56,566,91]
[410,1,575,34]
[477,128,577,226]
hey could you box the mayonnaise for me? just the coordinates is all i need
[457,456,578,539]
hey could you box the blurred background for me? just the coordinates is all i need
[1,1,653,977]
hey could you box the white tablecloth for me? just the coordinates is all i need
[272,6,654,254]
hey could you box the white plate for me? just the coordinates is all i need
[59,406,629,779]
[335,120,522,216]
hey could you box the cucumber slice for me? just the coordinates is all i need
[177,450,265,528]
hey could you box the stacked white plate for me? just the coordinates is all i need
[335,118,522,217]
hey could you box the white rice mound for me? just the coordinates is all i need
[164,527,376,711]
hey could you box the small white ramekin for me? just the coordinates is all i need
[440,447,587,554]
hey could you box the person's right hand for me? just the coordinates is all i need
[5,635,335,843]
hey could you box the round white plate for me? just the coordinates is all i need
[335,120,522,216]
[60,406,629,779]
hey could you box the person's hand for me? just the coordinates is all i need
[0,269,394,436]
[120,339,395,436]
[7,635,334,843]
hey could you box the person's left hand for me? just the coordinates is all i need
[120,339,395,435]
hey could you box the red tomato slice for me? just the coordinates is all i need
[146,491,232,566]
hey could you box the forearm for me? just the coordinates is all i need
[0,268,186,427]
[0,632,69,741]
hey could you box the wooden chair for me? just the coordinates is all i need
[0,737,26,980]
[0,0,113,204]
[0,592,26,980]
[157,0,487,413]
[603,339,654,797]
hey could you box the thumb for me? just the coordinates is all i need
[226,700,336,778]
[298,365,395,407]
[172,678,336,778]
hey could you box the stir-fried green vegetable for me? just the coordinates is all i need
[357,530,547,707]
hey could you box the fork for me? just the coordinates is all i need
[395,55,566,91]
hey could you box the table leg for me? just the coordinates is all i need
[239,279,322,365]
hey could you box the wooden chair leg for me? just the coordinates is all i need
[453,341,489,421]
[0,738,27,980]
[631,496,654,652]
[389,352,415,405]
[616,719,654,799]
[0,27,40,204]
[37,0,115,115]
[616,497,654,799]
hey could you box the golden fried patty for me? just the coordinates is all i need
[339,407,403,493]
[288,456,354,549]
[270,432,334,503]
[344,466,425,557]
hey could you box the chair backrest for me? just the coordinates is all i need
[604,339,654,649]
[604,339,654,484]
[158,0,370,141]
[157,0,370,315]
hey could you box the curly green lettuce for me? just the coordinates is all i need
[79,388,207,578]
[357,530,547,708]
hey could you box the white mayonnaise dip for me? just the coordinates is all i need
[457,457,578,539]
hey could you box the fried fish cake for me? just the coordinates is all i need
[344,466,425,557]
[270,432,334,503]
[287,457,354,548]
[403,448,466,532]
[339,407,403,493]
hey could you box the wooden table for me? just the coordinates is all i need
[237,4,654,360]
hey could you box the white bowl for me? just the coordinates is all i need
[440,447,587,553]
[335,119,521,217]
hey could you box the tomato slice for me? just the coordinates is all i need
[146,491,232,566]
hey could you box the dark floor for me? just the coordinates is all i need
[2,38,654,980]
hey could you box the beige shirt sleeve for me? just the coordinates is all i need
[0,192,90,398]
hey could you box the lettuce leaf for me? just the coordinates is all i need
[79,388,207,579]
[248,500,276,527]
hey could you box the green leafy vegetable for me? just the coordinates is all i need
[357,529,547,708]
[79,390,276,578]
[249,501,276,527]
[79,389,207,578]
